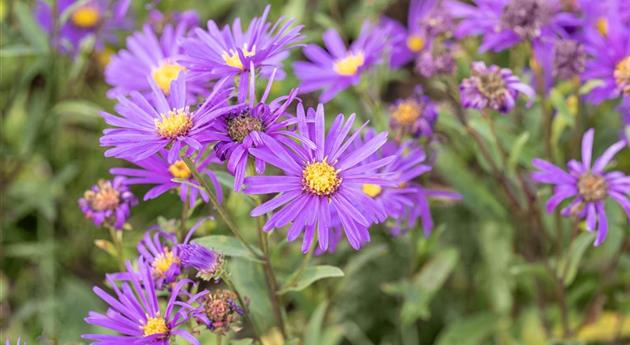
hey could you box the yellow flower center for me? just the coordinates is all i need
[222,44,256,70]
[578,173,608,202]
[71,6,100,28]
[392,100,421,126]
[596,17,608,36]
[302,159,342,196]
[406,35,425,52]
[152,248,179,277]
[362,183,382,198]
[142,316,168,336]
[614,56,630,95]
[333,51,365,76]
[152,62,186,94]
[168,160,191,179]
[155,109,193,139]
[84,180,120,211]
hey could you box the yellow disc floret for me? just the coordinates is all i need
[143,316,168,336]
[84,180,120,211]
[168,160,192,179]
[362,183,382,198]
[155,109,193,139]
[152,62,186,94]
[596,17,608,37]
[333,51,365,76]
[152,248,179,277]
[302,159,342,196]
[406,35,425,52]
[222,44,256,70]
[614,56,630,95]
[71,6,100,28]
[392,100,421,126]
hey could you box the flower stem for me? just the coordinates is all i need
[107,225,125,271]
[222,274,262,343]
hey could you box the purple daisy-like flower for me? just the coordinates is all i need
[193,289,244,334]
[83,260,205,344]
[243,103,395,252]
[111,149,223,208]
[203,70,305,190]
[105,19,202,99]
[581,9,630,104]
[531,129,630,246]
[176,242,224,282]
[381,0,450,68]
[35,0,130,55]
[181,5,303,85]
[577,0,630,39]
[100,75,233,163]
[446,0,578,52]
[78,176,137,230]
[414,40,458,78]
[293,22,388,103]
[389,86,438,139]
[460,61,535,113]
[137,230,182,288]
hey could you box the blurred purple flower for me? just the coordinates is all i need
[460,61,534,113]
[100,75,233,163]
[243,104,395,252]
[194,290,244,334]
[35,0,130,55]
[105,19,202,99]
[83,260,204,344]
[531,129,630,246]
[78,177,137,230]
[414,41,458,77]
[389,86,438,138]
[446,0,578,52]
[137,230,182,288]
[203,70,306,191]
[293,22,388,103]
[181,5,303,86]
[111,149,223,208]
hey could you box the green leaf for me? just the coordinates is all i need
[228,258,273,332]
[279,265,344,294]
[14,2,48,52]
[558,232,595,286]
[195,235,262,262]
[0,45,38,58]
[579,79,604,95]
[435,313,498,345]
[304,302,328,345]
[508,132,530,173]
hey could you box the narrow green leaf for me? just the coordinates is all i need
[0,45,38,58]
[559,232,595,286]
[14,2,48,51]
[195,235,262,262]
[304,302,328,345]
[279,265,344,294]
[508,132,530,173]
[435,313,498,345]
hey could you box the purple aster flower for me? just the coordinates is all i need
[531,129,630,246]
[193,289,244,334]
[531,38,586,93]
[380,0,450,68]
[78,177,137,230]
[389,86,438,139]
[460,61,535,113]
[111,149,223,208]
[100,75,233,163]
[203,70,306,190]
[176,242,224,282]
[105,19,203,99]
[4,338,25,345]
[83,260,205,344]
[243,103,396,252]
[293,22,388,103]
[581,10,630,104]
[446,0,578,52]
[35,0,130,55]
[414,40,458,77]
[181,5,303,85]
[577,0,630,39]
[137,230,182,289]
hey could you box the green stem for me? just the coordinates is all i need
[179,200,188,242]
[222,274,262,344]
[284,239,315,289]
[107,225,125,271]
[257,218,287,338]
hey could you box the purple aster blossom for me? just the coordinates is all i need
[35,0,130,55]
[78,176,137,230]
[100,74,233,163]
[176,241,224,282]
[110,149,223,208]
[137,230,182,289]
[193,289,244,334]
[83,260,205,344]
[380,0,450,68]
[577,0,630,39]
[181,5,303,86]
[581,9,630,104]
[460,61,535,113]
[533,38,586,92]
[243,103,396,252]
[389,86,438,139]
[414,40,458,77]
[531,129,630,246]
[445,0,578,52]
[203,69,307,190]
[105,19,203,99]
[293,22,388,103]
